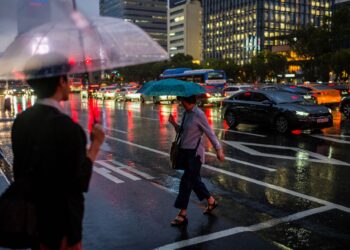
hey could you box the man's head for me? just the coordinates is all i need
[24,53,71,100]
[178,95,196,110]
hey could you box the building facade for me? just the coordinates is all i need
[168,0,202,61]
[202,0,334,65]
[100,0,167,49]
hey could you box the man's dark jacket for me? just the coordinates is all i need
[11,104,92,248]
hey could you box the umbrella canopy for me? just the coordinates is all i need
[0,11,168,80]
[137,79,206,97]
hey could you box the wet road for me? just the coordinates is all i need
[1,94,350,249]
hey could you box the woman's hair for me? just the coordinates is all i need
[179,95,197,104]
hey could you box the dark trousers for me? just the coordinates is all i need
[174,150,210,209]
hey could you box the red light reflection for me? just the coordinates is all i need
[88,99,101,133]
[291,130,302,135]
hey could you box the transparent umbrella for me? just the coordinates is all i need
[0,1,168,80]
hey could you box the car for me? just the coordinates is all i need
[197,86,226,106]
[221,90,333,133]
[322,83,350,99]
[117,87,141,102]
[299,84,341,106]
[152,95,177,104]
[260,84,316,103]
[223,84,256,98]
[103,85,120,100]
[81,84,100,99]
[340,96,350,119]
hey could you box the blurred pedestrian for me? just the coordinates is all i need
[11,53,105,250]
[168,95,225,226]
[3,94,12,115]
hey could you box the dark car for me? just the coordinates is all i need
[197,85,225,106]
[222,90,333,133]
[261,84,316,103]
[340,96,350,119]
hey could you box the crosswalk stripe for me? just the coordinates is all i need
[96,161,141,181]
[93,167,124,184]
[110,160,154,180]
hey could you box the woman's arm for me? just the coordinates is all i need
[197,112,225,162]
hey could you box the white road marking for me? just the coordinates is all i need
[214,128,267,138]
[105,135,350,213]
[202,164,350,213]
[95,161,141,181]
[310,135,350,144]
[223,140,350,166]
[110,160,154,180]
[322,134,350,138]
[93,167,124,184]
[104,127,128,134]
[155,206,333,250]
[105,135,276,172]
[132,115,159,121]
[205,152,275,172]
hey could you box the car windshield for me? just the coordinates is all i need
[208,72,225,80]
[269,92,305,104]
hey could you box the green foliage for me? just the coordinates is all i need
[250,51,287,82]
[288,6,350,81]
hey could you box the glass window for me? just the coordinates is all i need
[235,92,252,101]
[251,93,269,102]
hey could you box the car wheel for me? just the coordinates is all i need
[153,97,159,104]
[224,111,239,128]
[342,102,350,119]
[275,115,289,134]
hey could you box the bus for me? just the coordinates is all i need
[160,68,227,106]
[68,77,83,93]
[160,68,227,86]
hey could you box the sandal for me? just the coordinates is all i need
[170,214,188,227]
[203,200,218,214]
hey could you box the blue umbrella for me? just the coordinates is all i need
[137,79,205,97]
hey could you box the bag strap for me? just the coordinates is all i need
[175,112,186,143]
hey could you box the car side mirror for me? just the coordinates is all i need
[262,100,274,106]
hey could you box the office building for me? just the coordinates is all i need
[100,0,167,49]
[168,0,202,61]
[202,0,334,65]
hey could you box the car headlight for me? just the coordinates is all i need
[328,108,332,114]
[296,111,309,116]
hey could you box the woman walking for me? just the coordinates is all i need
[168,95,225,226]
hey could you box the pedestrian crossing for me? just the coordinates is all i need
[94,160,154,184]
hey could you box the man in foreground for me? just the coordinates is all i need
[12,53,105,249]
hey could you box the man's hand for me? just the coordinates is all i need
[88,124,105,162]
[216,148,225,162]
[91,124,105,146]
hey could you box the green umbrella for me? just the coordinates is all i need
[137,79,205,97]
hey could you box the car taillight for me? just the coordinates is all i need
[224,92,228,97]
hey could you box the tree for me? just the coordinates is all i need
[331,49,350,81]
